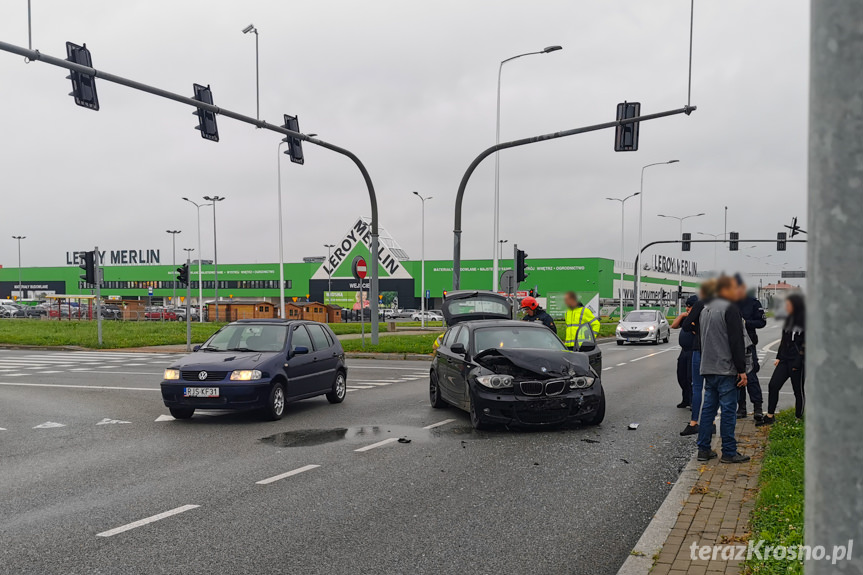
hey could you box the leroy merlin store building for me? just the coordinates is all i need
[0,220,701,319]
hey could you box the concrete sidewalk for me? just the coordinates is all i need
[626,418,768,575]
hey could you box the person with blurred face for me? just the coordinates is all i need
[519,296,557,333]
[671,295,699,409]
[679,279,717,437]
[758,293,806,425]
[695,275,750,464]
[563,291,599,350]
[733,274,767,420]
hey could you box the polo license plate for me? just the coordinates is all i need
[183,387,220,398]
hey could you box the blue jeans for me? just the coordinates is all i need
[697,374,739,456]
[691,351,704,421]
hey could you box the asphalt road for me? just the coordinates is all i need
[0,322,791,575]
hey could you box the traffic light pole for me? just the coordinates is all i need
[185,255,192,353]
[451,104,696,289]
[0,40,381,345]
[94,245,102,347]
[632,238,806,307]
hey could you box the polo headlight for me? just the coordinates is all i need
[163,369,180,380]
[569,375,596,389]
[230,370,262,381]
[476,374,514,389]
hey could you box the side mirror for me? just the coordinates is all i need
[577,341,596,353]
[450,342,467,355]
[292,346,310,356]
[192,345,201,352]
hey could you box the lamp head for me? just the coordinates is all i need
[543,45,563,53]
[242,24,256,34]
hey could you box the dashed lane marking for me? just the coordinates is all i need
[422,418,455,430]
[0,382,157,391]
[617,363,627,367]
[96,504,200,538]
[354,437,399,452]
[33,421,66,429]
[96,418,131,425]
[602,367,613,371]
[255,464,320,485]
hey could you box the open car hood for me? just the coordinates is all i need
[441,290,512,325]
[475,347,591,378]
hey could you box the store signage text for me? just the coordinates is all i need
[650,255,697,277]
[66,250,161,266]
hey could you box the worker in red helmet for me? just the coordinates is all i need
[520,296,557,333]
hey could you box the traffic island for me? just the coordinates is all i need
[620,413,804,575]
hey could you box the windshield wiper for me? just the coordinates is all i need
[199,347,222,352]
[224,347,256,352]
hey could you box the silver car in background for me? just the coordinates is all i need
[616,310,670,345]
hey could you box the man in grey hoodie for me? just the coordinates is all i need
[696,275,751,464]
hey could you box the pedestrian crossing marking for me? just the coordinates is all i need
[33,421,66,429]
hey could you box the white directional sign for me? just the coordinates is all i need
[33,421,65,429]
[96,418,131,425]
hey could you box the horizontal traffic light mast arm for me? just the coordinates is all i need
[0,39,381,344]
[632,238,807,273]
[451,103,697,289]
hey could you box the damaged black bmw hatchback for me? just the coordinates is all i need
[430,291,605,430]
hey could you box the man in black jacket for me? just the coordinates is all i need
[734,275,766,420]
[696,275,750,464]
[679,280,716,437]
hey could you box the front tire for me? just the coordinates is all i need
[326,371,347,404]
[585,389,606,425]
[469,395,492,430]
[429,371,446,408]
[169,407,194,419]
[263,382,287,420]
[616,340,624,346]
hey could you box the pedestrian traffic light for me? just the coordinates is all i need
[678,285,683,300]
[614,101,640,152]
[281,114,304,165]
[79,251,96,284]
[65,42,100,111]
[192,83,219,142]
[777,232,787,251]
[516,249,528,283]
[176,264,189,286]
[729,232,739,251]
[682,232,691,252]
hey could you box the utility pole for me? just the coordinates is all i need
[12,236,25,300]
[606,193,639,320]
[94,245,103,346]
[324,244,335,297]
[807,3,863,573]
[204,195,225,322]
[183,248,194,352]
[413,192,431,328]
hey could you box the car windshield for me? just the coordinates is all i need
[624,311,657,322]
[473,326,565,353]
[201,324,288,352]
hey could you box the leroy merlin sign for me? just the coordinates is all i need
[312,218,411,280]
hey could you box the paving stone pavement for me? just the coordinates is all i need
[651,417,768,575]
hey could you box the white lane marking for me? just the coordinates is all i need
[255,464,320,485]
[0,382,157,391]
[602,367,613,371]
[96,504,200,538]
[354,437,399,452]
[0,427,6,431]
[617,363,627,367]
[155,415,175,422]
[97,366,118,369]
[423,418,456,430]
[3,374,27,377]
[34,371,63,374]
[762,338,782,354]
[346,366,428,371]
[97,418,131,425]
[71,370,163,375]
[346,385,374,390]
[33,421,66,429]
[345,389,357,393]
[350,381,394,386]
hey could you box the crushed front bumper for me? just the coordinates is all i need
[471,383,603,426]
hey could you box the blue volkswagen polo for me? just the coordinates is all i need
[160,319,347,421]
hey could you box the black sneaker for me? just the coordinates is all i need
[720,452,751,464]
[680,423,699,436]
[698,449,718,461]
[754,404,764,422]
[737,406,748,419]
[756,416,775,427]
[676,402,691,409]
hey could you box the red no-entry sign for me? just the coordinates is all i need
[352,256,367,280]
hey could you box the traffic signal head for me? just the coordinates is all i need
[176,264,190,286]
[777,232,787,251]
[682,232,691,252]
[281,114,304,165]
[614,101,640,152]
[65,42,99,111]
[192,84,219,142]
[729,231,739,251]
[516,249,529,283]
[79,251,96,284]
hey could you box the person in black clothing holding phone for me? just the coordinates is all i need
[671,295,699,409]
[757,293,806,425]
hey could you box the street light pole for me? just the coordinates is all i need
[183,247,194,346]
[242,24,260,122]
[276,141,287,317]
[12,236,25,300]
[413,192,432,329]
[605,193,639,320]
[498,239,508,260]
[657,212,705,314]
[166,230,181,307]
[203,196,225,322]
[183,198,211,322]
[492,45,563,292]
[635,160,679,309]
[697,231,722,270]
[324,244,335,296]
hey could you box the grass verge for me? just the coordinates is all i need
[0,319,223,349]
[744,410,804,574]
[340,334,440,354]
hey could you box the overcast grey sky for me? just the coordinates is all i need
[0,0,808,278]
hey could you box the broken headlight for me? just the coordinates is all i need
[476,374,514,389]
[569,375,596,389]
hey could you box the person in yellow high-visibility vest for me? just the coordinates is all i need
[563,291,600,350]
